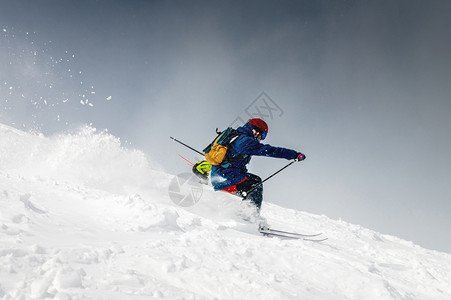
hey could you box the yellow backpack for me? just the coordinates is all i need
[203,128,240,165]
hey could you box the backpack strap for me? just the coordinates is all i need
[220,131,248,168]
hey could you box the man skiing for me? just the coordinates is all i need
[205,118,306,212]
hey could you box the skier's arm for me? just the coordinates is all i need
[244,137,299,160]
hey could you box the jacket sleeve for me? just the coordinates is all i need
[241,136,298,160]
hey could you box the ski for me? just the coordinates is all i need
[259,226,323,238]
[260,231,299,240]
[259,229,328,242]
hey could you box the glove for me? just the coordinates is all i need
[194,160,212,174]
[192,160,212,184]
[294,152,306,162]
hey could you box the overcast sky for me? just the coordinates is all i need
[1,0,450,253]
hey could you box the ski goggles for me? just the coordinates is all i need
[256,131,268,141]
[252,127,267,140]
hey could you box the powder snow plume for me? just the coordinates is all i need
[1,122,451,299]
[0,123,167,195]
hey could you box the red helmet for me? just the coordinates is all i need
[247,118,268,133]
[247,118,268,139]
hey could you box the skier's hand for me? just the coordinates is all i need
[194,160,212,174]
[192,161,211,184]
[294,152,306,162]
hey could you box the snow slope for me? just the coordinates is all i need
[1,123,451,300]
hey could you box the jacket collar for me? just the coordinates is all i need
[237,123,255,138]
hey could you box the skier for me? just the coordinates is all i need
[206,118,306,212]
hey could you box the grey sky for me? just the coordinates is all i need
[1,0,450,253]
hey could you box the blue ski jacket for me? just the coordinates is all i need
[210,123,298,191]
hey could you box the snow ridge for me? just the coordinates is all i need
[1,123,451,299]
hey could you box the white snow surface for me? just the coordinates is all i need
[1,123,450,300]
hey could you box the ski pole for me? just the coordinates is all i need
[177,154,195,166]
[170,136,204,156]
[242,160,296,198]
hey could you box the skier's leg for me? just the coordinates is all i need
[236,174,263,209]
[235,174,267,227]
